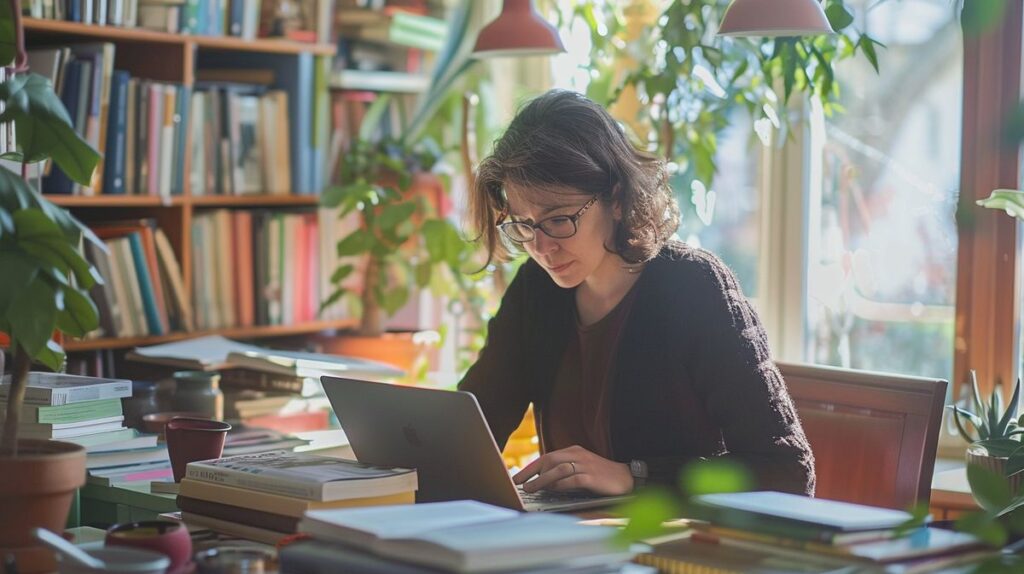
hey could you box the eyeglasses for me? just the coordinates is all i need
[497,196,598,244]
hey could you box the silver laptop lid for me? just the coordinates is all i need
[321,376,525,510]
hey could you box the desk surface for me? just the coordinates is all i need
[931,466,976,512]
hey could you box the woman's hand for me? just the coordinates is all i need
[512,445,634,496]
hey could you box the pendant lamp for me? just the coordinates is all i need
[718,0,835,37]
[473,0,566,58]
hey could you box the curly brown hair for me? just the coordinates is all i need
[471,89,679,265]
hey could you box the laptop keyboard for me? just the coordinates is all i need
[516,485,605,504]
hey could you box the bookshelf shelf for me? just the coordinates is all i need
[65,319,359,352]
[189,195,321,207]
[23,18,335,56]
[46,195,174,207]
[45,195,323,208]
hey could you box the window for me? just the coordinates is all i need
[802,0,962,381]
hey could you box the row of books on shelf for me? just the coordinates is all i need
[190,208,356,332]
[81,209,355,340]
[22,41,324,196]
[25,0,334,44]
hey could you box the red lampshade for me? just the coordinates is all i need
[473,0,565,58]
[719,0,835,37]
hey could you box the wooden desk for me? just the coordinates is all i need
[930,466,977,520]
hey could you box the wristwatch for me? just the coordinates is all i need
[628,459,648,489]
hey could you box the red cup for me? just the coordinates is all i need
[105,519,192,572]
[165,417,231,483]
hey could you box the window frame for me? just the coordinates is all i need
[757,4,1021,399]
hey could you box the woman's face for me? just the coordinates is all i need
[504,184,619,289]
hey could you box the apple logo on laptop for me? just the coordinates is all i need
[402,424,422,448]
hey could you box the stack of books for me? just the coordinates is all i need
[638,492,992,574]
[0,373,171,484]
[177,450,417,544]
[285,500,639,573]
[0,373,136,446]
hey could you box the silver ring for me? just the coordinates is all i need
[569,461,577,475]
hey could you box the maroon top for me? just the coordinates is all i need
[544,282,640,458]
[458,241,815,495]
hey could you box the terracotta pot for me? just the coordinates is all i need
[0,439,86,572]
[320,332,433,379]
[966,444,1024,500]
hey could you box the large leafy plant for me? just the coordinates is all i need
[560,0,881,193]
[0,0,102,455]
[320,0,480,337]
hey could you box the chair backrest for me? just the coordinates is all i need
[777,361,947,510]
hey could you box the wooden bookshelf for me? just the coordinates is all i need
[26,15,343,362]
[65,319,359,352]
[24,18,336,56]
[45,194,322,208]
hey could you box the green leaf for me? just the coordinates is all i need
[955,510,1008,547]
[423,219,466,268]
[379,286,409,316]
[1,73,100,184]
[7,278,59,359]
[358,93,394,142]
[330,264,355,285]
[55,286,99,338]
[614,488,682,545]
[0,0,13,67]
[377,202,418,232]
[977,189,1024,220]
[0,250,40,317]
[967,462,1013,512]
[34,339,65,373]
[321,182,374,209]
[336,229,375,257]
[319,287,347,314]
[858,35,880,74]
[824,1,854,31]
[679,459,755,496]
[14,209,97,289]
[415,261,432,288]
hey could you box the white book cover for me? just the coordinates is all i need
[185,450,416,502]
[0,373,132,406]
[694,491,915,531]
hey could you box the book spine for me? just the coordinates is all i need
[33,399,123,424]
[184,464,323,500]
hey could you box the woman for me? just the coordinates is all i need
[458,90,814,497]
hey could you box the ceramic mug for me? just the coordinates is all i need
[57,546,169,574]
[106,519,192,572]
[165,416,232,482]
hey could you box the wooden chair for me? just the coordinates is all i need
[778,361,947,510]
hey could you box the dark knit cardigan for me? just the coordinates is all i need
[458,241,815,495]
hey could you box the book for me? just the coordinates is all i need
[0,372,132,406]
[13,418,125,439]
[177,495,300,533]
[694,525,983,563]
[65,428,144,450]
[690,491,918,542]
[86,446,169,470]
[184,450,417,502]
[299,500,618,573]
[178,478,412,518]
[180,511,287,546]
[126,335,405,379]
[280,540,644,574]
[21,398,123,424]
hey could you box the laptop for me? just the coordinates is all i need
[321,376,631,512]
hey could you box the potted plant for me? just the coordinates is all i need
[319,0,481,372]
[0,0,103,564]
[948,371,1024,497]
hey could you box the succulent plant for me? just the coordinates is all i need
[949,371,1024,457]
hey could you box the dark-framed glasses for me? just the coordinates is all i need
[497,196,598,244]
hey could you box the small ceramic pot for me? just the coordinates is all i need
[106,519,192,571]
